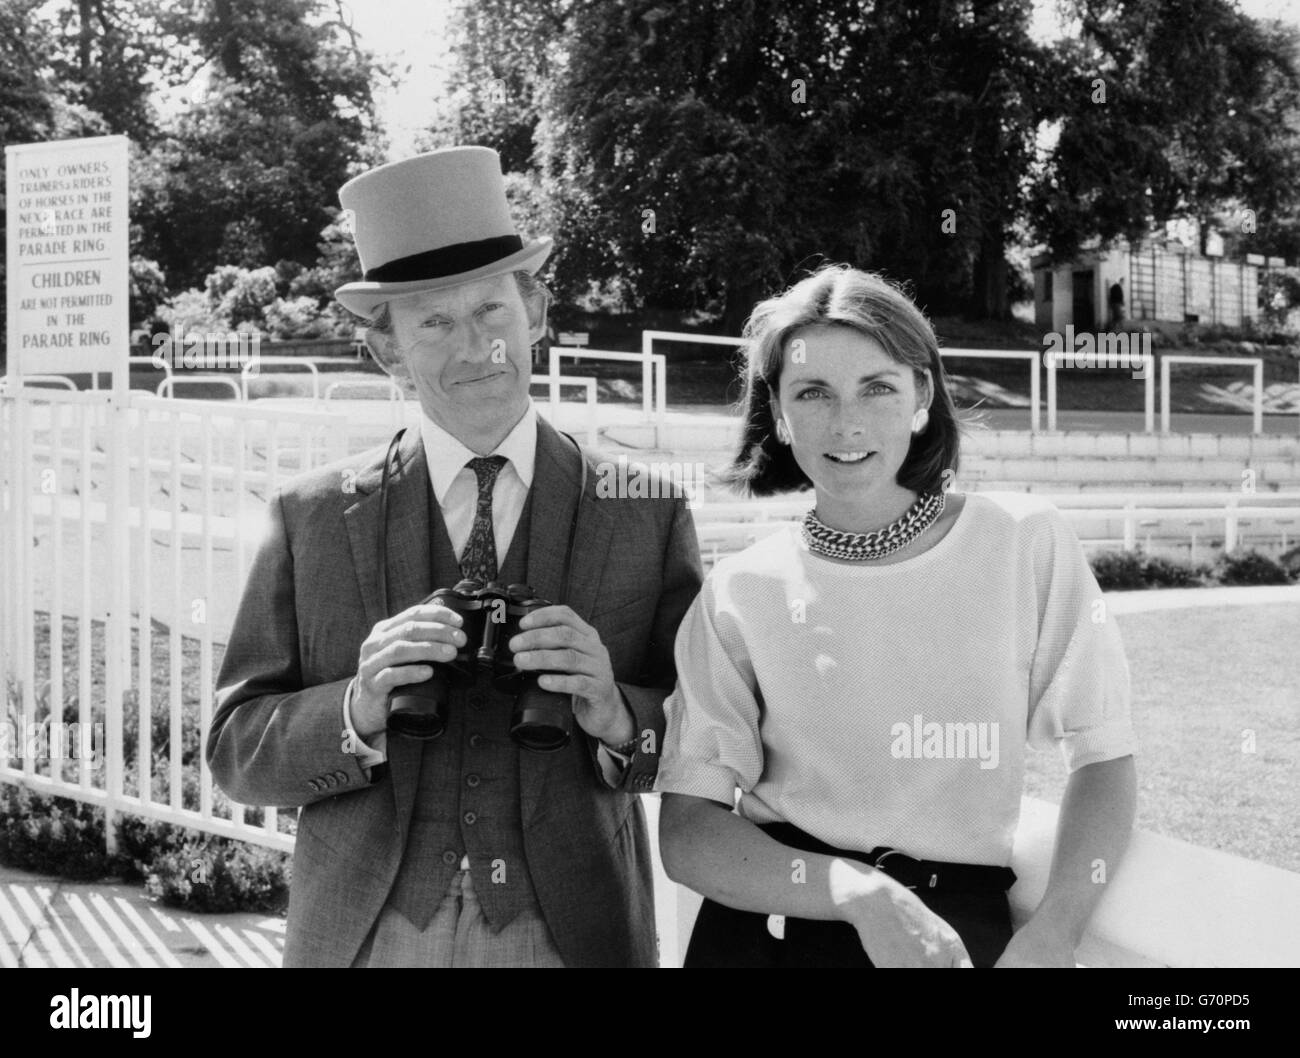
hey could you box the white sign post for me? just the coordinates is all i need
[5,135,131,850]
[5,134,130,393]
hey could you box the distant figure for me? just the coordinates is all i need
[1108,277,1126,328]
[536,320,558,369]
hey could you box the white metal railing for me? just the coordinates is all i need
[156,375,243,400]
[1046,349,1155,433]
[0,371,79,392]
[0,388,348,855]
[531,374,598,445]
[240,356,321,402]
[642,330,740,424]
[1162,355,1265,435]
[689,492,1300,564]
[550,346,666,426]
[325,378,406,430]
[941,348,1042,432]
[128,355,172,383]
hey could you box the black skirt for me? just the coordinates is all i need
[683,822,1015,968]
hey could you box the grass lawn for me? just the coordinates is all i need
[1023,602,1300,873]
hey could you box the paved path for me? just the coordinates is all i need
[1104,583,1300,613]
[0,864,284,968]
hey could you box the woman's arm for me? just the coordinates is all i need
[660,793,974,967]
[996,754,1137,967]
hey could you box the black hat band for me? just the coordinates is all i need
[364,235,525,283]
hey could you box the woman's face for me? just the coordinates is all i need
[771,323,931,507]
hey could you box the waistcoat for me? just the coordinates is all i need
[386,486,539,931]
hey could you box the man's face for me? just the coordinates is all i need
[385,272,544,438]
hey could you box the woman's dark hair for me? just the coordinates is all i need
[720,264,964,497]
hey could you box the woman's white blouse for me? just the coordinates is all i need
[656,491,1138,867]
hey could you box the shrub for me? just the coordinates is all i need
[264,295,335,340]
[1141,554,1208,588]
[1214,550,1295,585]
[115,814,190,883]
[145,839,290,914]
[0,782,292,912]
[1280,544,1300,579]
[1089,550,1147,590]
[0,785,117,880]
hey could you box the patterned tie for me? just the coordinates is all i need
[460,455,508,582]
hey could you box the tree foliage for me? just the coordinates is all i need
[1032,0,1300,265]
[132,0,386,291]
[437,0,1300,325]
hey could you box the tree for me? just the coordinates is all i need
[47,0,171,147]
[132,0,387,291]
[437,0,1055,325]
[0,0,61,355]
[1029,0,1300,266]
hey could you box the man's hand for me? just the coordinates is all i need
[508,605,633,745]
[832,862,973,968]
[351,601,467,740]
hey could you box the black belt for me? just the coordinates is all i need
[758,822,1016,895]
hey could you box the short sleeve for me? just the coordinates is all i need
[655,573,764,804]
[1025,507,1139,771]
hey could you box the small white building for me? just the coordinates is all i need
[1031,227,1281,333]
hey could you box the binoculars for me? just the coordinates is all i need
[386,579,573,752]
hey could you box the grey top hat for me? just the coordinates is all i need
[334,146,553,320]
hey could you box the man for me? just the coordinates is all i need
[206,146,703,967]
[1108,277,1125,329]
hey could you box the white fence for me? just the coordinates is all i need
[1162,355,1264,435]
[688,492,1300,566]
[550,345,665,425]
[533,373,598,445]
[1046,350,1155,433]
[941,348,1042,431]
[1,387,348,854]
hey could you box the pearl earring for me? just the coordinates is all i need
[912,408,930,435]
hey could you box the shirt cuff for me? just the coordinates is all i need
[343,676,387,767]
[1060,720,1138,772]
[653,759,738,804]
[596,743,630,789]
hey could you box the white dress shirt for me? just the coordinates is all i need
[342,403,627,808]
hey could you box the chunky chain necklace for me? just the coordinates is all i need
[802,491,945,561]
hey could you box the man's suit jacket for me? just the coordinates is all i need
[205,416,703,967]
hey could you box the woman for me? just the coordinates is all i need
[656,264,1138,968]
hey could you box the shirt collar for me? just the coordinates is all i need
[419,402,537,506]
